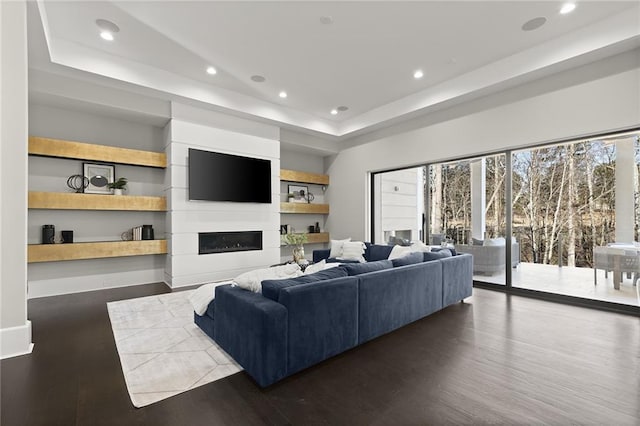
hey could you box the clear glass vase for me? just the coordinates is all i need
[292,245,305,263]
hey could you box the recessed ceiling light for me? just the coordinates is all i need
[279,91,287,98]
[521,16,547,31]
[560,3,576,14]
[320,16,333,25]
[100,31,114,41]
[413,70,424,79]
[251,75,266,83]
[330,109,338,115]
[206,66,217,75]
[337,106,349,112]
[96,19,119,41]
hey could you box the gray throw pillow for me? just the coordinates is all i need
[391,251,424,267]
[341,260,393,276]
[423,250,452,262]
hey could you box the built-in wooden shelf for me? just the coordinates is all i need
[28,136,167,168]
[280,169,329,186]
[280,202,329,214]
[28,240,168,263]
[305,232,330,244]
[28,192,167,211]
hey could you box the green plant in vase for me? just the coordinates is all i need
[108,177,128,195]
[281,233,308,263]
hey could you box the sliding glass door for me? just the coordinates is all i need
[427,155,506,285]
[512,134,639,306]
[371,129,639,310]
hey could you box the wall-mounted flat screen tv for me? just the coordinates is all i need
[188,148,272,203]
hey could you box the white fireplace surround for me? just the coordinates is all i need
[166,108,281,288]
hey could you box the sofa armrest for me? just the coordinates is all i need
[278,276,359,375]
[213,284,288,387]
[313,248,331,263]
[441,253,473,307]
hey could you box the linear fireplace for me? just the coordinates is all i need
[198,231,263,255]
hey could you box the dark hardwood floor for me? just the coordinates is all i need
[2,284,639,425]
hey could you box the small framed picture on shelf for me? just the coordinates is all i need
[288,184,309,203]
[83,162,115,194]
[280,224,289,235]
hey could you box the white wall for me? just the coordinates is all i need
[0,0,32,359]
[166,103,281,287]
[27,104,167,298]
[326,52,640,242]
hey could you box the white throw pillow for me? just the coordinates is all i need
[410,240,431,252]
[338,241,366,262]
[388,245,413,260]
[329,238,351,258]
[233,263,302,292]
[303,260,326,275]
[483,237,506,246]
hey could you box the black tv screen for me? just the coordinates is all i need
[188,148,272,203]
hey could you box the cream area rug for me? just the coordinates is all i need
[107,290,242,408]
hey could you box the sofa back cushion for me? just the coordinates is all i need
[391,251,424,267]
[431,246,457,256]
[357,261,443,344]
[423,249,452,262]
[365,244,394,261]
[341,259,393,276]
[261,267,348,301]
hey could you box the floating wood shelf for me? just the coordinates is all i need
[281,233,329,246]
[28,192,167,211]
[29,137,167,168]
[280,202,329,214]
[305,232,330,244]
[28,240,168,263]
[280,169,329,185]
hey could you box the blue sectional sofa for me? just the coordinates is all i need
[194,244,473,387]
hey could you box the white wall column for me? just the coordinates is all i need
[470,158,486,240]
[0,0,33,359]
[615,138,635,243]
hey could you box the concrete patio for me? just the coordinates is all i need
[474,261,640,307]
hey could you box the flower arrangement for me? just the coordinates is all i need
[281,233,308,246]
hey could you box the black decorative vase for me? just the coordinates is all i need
[42,224,55,244]
[61,230,74,244]
[142,225,154,240]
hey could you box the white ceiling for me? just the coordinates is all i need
[31,1,640,138]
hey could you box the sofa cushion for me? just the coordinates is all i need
[366,244,394,261]
[484,237,506,246]
[423,249,452,262]
[341,259,393,276]
[391,251,424,267]
[431,246,457,256]
[261,267,348,301]
[326,258,360,264]
[329,238,351,258]
[388,245,413,260]
[337,241,366,262]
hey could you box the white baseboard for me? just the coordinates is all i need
[0,320,33,360]
[28,268,165,298]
